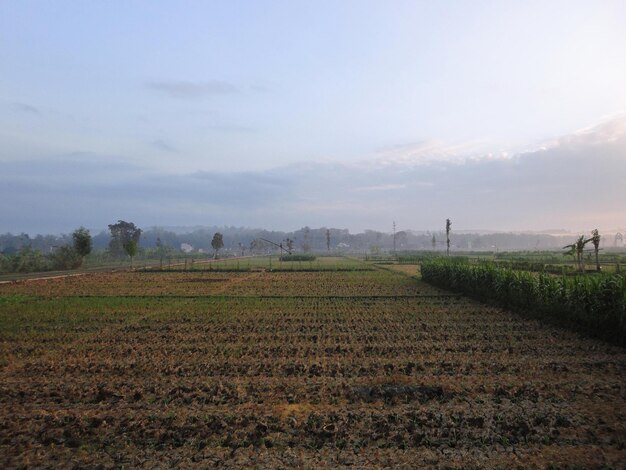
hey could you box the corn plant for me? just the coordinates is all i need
[421,258,625,345]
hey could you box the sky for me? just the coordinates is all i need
[1,1,625,234]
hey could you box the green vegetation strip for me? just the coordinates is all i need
[142,268,375,273]
[421,259,626,345]
[30,294,460,300]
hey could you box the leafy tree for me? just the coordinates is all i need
[0,253,9,273]
[125,239,139,268]
[49,245,82,271]
[446,219,452,256]
[156,237,170,269]
[432,234,436,250]
[285,238,294,254]
[211,232,224,258]
[590,229,601,272]
[396,231,408,249]
[12,246,48,273]
[250,239,262,253]
[326,229,331,252]
[108,220,142,258]
[302,227,311,253]
[72,227,92,264]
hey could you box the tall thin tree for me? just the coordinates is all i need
[445,219,451,256]
[591,229,601,272]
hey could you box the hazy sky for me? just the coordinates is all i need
[1,1,625,233]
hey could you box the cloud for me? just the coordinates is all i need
[152,139,176,152]
[353,184,407,192]
[249,84,271,93]
[202,124,256,133]
[1,116,625,234]
[146,80,239,99]
[372,139,511,167]
[7,101,40,114]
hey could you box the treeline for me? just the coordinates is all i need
[1,227,614,255]
[420,259,625,345]
[0,228,91,274]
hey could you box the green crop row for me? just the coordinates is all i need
[420,259,625,345]
[485,259,575,275]
[279,254,317,261]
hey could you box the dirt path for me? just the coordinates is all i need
[0,256,257,285]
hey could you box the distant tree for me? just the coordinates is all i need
[326,229,331,252]
[108,221,142,259]
[125,240,139,268]
[285,238,294,254]
[13,246,48,273]
[446,219,452,256]
[211,232,224,258]
[156,237,168,269]
[590,229,601,272]
[72,227,92,264]
[562,243,576,265]
[50,245,82,270]
[392,221,397,254]
[250,239,261,253]
[563,235,591,272]
[238,242,245,256]
[396,231,408,249]
[302,227,311,253]
[431,234,436,251]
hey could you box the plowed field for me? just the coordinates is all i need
[1,260,625,468]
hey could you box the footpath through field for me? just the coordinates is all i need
[0,255,256,284]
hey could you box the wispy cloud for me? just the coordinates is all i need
[353,184,407,192]
[152,139,176,152]
[249,84,271,93]
[8,101,40,114]
[203,124,256,133]
[146,79,239,99]
[372,139,508,167]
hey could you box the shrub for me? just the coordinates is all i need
[11,247,50,273]
[279,254,317,261]
[49,246,83,271]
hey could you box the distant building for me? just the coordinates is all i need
[180,243,193,253]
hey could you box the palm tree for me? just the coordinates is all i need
[445,219,451,256]
[590,229,601,272]
[563,235,591,272]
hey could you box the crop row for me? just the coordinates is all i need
[0,270,442,298]
[1,268,625,467]
[421,259,626,345]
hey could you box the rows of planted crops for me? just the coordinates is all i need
[0,259,625,468]
[420,258,626,345]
